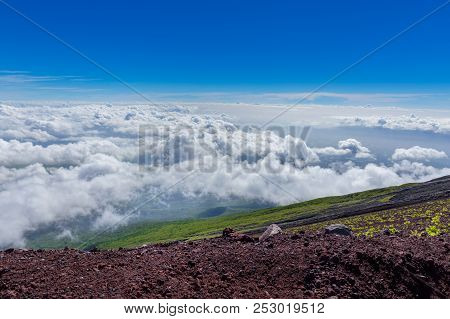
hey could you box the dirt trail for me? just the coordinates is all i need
[1,233,448,298]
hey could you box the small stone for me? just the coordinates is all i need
[324,224,352,236]
[259,224,282,242]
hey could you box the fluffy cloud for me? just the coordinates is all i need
[336,114,450,134]
[0,155,143,247]
[0,139,136,168]
[339,139,373,159]
[0,102,449,248]
[312,138,373,159]
[313,146,350,156]
[392,146,447,161]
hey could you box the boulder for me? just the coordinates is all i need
[259,224,282,242]
[324,224,352,236]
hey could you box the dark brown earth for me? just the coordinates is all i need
[1,232,449,299]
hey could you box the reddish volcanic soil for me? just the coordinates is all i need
[0,233,449,299]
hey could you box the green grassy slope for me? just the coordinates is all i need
[88,184,411,249]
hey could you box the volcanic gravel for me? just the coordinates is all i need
[0,233,449,299]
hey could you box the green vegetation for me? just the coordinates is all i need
[86,184,412,249]
[27,180,449,250]
[425,225,441,236]
[294,199,450,237]
[379,194,395,203]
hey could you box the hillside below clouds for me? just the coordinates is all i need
[1,176,449,299]
[24,175,450,250]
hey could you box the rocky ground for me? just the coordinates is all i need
[1,231,449,299]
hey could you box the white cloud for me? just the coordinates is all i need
[336,114,450,134]
[0,155,143,247]
[338,139,373,159]
[0,102,448,247]
[0,70,88,84]
[312,146,351,156]
[392,146,447,161]
[187,102,450,134]
[0,139,137,168]
[312,138,373,159]
[56,229,76,240]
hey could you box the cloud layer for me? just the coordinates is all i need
[336,114,450,134]
[392,146,447,161]
[0,102,449,247]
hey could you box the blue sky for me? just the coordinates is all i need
[0,0,449,104]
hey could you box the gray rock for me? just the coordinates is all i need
[324,224,352,236]
[259,224,282,242]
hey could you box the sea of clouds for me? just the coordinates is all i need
[336,114,450,134]
[0,102,449,247]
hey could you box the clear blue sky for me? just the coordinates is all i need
[0,0,449,101]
